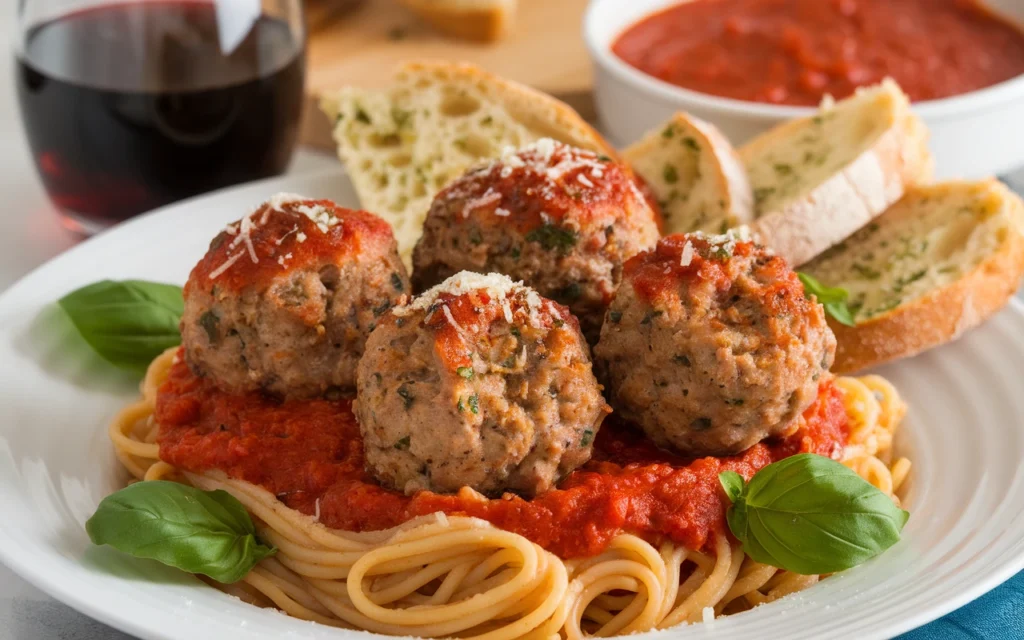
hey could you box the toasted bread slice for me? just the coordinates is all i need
[320,61,615,261]
[803,180,1024,373]
[742,80,933,267]
[623,112,754,235]
[397,0,516,42]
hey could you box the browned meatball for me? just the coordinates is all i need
[594,231,836,456]
[412,139,660,341]
[355,271,609,497]
[181,194,410,399]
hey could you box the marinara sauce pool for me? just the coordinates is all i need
[612,0,1024,106]
[156,355,849,559]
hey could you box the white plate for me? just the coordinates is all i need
[1,170,1023,640]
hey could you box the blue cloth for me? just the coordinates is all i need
[898,570,1024,639]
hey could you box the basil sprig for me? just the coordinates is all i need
[797,272,856,327]
[719,454,908,575]
[58,280,184,372]
[86,481,275,583]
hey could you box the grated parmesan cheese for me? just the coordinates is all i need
[494,207,510,217]
[275,225,299,245]
[297,232,307,243]
[267,192,309,211]
[680,241,695,267]
[702,607,715,624]
[391,272,545,328]
[209,251,243,279]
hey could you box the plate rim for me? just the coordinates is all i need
[1,169,1023,640]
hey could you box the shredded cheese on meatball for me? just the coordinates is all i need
[209,194,342,279]
[392,272,554,329]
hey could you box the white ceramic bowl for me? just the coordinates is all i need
[584,0,1024,179]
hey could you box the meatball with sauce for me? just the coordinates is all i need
[181,194,410,399]
[355,271,609,497]
[594,231,836,456]
[411,139,661,341]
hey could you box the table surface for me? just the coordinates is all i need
[2,4,1023,640]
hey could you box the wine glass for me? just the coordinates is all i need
[15,0,307,234]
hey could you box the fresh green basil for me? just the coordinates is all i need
[58,280,184,372]
[719,454,909,575]
[86,481,275,583]
[797,272,856,327]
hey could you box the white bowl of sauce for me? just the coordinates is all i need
[584,0,1024,179]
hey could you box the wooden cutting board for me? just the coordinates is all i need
[298,0,594,151]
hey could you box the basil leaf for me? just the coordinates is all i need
[720,454,908,575]
[797,272,857,327]
[719,470,745,503]
[86,481,275,583]
[58,280,183,372]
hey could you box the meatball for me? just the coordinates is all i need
[412,139,660,341]
[594,231,836,456]
[181,194,410,399]
[355,271,609,497]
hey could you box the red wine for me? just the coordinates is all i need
[16,1,305,231]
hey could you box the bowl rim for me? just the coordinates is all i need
[582,0,1024,122]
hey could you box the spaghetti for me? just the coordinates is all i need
[109,349,910,638]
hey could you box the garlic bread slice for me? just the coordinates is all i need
[742,80,933,267]
[803,180,1024,373]
[320,61,615,262]
[624,112,753,235]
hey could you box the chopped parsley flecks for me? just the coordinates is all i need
[468,394,480,415]
[609,310,623,324]
[525,224,577,252]
[391,272,405,291]
[672,354,691,366]
[683,136,700,152]
[893,268,928,293]
[393,436,411,450]
[397,384,414,409]
[199,311,219,343]
[580,429,595,447]
[354,106,371,124]
[641,310,664,325]
[558,283,582,302]
[663,164,679,185]
[691,417,713,431]
[753,187,776,206]
[373,300,392,317]
[457,366,474,380]
[852,263,882,280]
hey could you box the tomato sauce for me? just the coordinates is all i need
[186,200,394,294]
[612,0,1024,105]
[157,356,847,558]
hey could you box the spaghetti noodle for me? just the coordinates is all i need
[109,349,910,637]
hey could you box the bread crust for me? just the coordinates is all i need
[396,61,617,158]
[745,83,933,266]
[396,0,515,43]
[624,112,753,235]
[829,191,1024,373]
